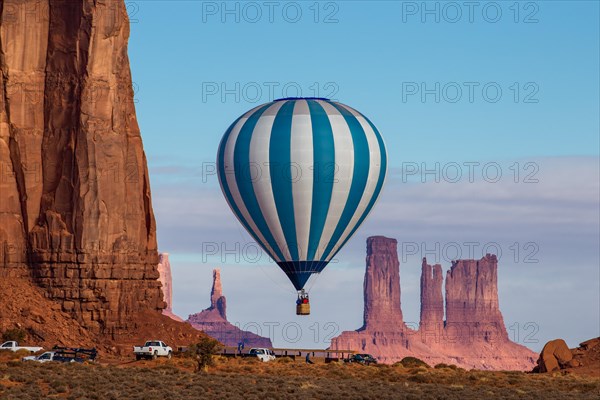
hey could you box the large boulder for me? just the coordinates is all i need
[537,339,573,372]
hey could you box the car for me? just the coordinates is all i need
[0,341,43,353]
[247,348,276,362]
[133,340,173,360]
[51,347,97,363]
[22,347,97,363]
[346,354,378,365]
[22,351,57,363]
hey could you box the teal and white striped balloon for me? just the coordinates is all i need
[217,98,387,291]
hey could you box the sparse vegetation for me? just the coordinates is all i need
[0,357,597,399]
[186,336,223,372]
[398,356,430,368]
[435,363,462,371]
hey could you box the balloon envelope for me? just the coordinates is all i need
[217,98,387,290]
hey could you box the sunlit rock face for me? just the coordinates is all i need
[0,0,165,333]
[330,237,537,371]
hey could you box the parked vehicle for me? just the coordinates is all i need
[345,354,378,365]
[248,348,276,362]
[0,341,43,353]
[22,347,97,363]
[133,340,173,360]
[52,346,97,363]
[22,351,57,363]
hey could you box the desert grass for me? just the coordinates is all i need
[0,356,597,399]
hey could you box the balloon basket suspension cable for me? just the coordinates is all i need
[296,289,310,316]
[233,225,295,295]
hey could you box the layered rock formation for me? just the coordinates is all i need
[188,269,272,348]
[157,253,184,322]
[361,237,404,329]
[445,255,508,344]
[330,236,537,370]
[0,0,165,334]
[420,258,444,334]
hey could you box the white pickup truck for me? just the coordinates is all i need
[248,348,276,362]
[133,340,173,360]
[0,341,43,353]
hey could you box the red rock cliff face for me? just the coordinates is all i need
[420,258,444,334]
[157,253,184,322]
[157,254,173,312]
[330,236,537,370]
[0,0,164,334]
[188,269,271,348]
[361,236,404,329]
[445,255,508,343]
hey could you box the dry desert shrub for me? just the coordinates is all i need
[0,358,598,400]
[399,357,431,368]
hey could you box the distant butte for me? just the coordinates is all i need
[187,269,272,348]
[330,236,537,370]
[157,253,184,322]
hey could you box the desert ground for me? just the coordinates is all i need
[0,351,598,400]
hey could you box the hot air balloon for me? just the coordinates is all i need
[217,98,387,315]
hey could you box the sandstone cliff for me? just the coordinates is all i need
[188,269,272,348]
[445,255,509,344]
[0,0,165,335]
[361,236,404,330]
[420,258,444,334]
[330,236,537,370]
[157,253,184,322]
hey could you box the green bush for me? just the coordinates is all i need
[186,337,223,373]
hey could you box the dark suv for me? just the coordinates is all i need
[346,354,378,365]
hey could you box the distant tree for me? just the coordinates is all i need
[2,328,26,343]
[187,337,223,373]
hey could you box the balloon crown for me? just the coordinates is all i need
[273,97,331,102]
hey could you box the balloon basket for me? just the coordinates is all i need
[296,303,310,315]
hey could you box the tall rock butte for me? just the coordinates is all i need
[362,237,404,329]
[330,236,537,371]
[187,269,272,348]
[420,258,444,334]
[0,0,165,334]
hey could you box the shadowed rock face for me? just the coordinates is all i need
[188,269,271,348]
[0,0,164,333]
[330,236,537,371]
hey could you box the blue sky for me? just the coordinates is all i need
[126,1,599,351]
